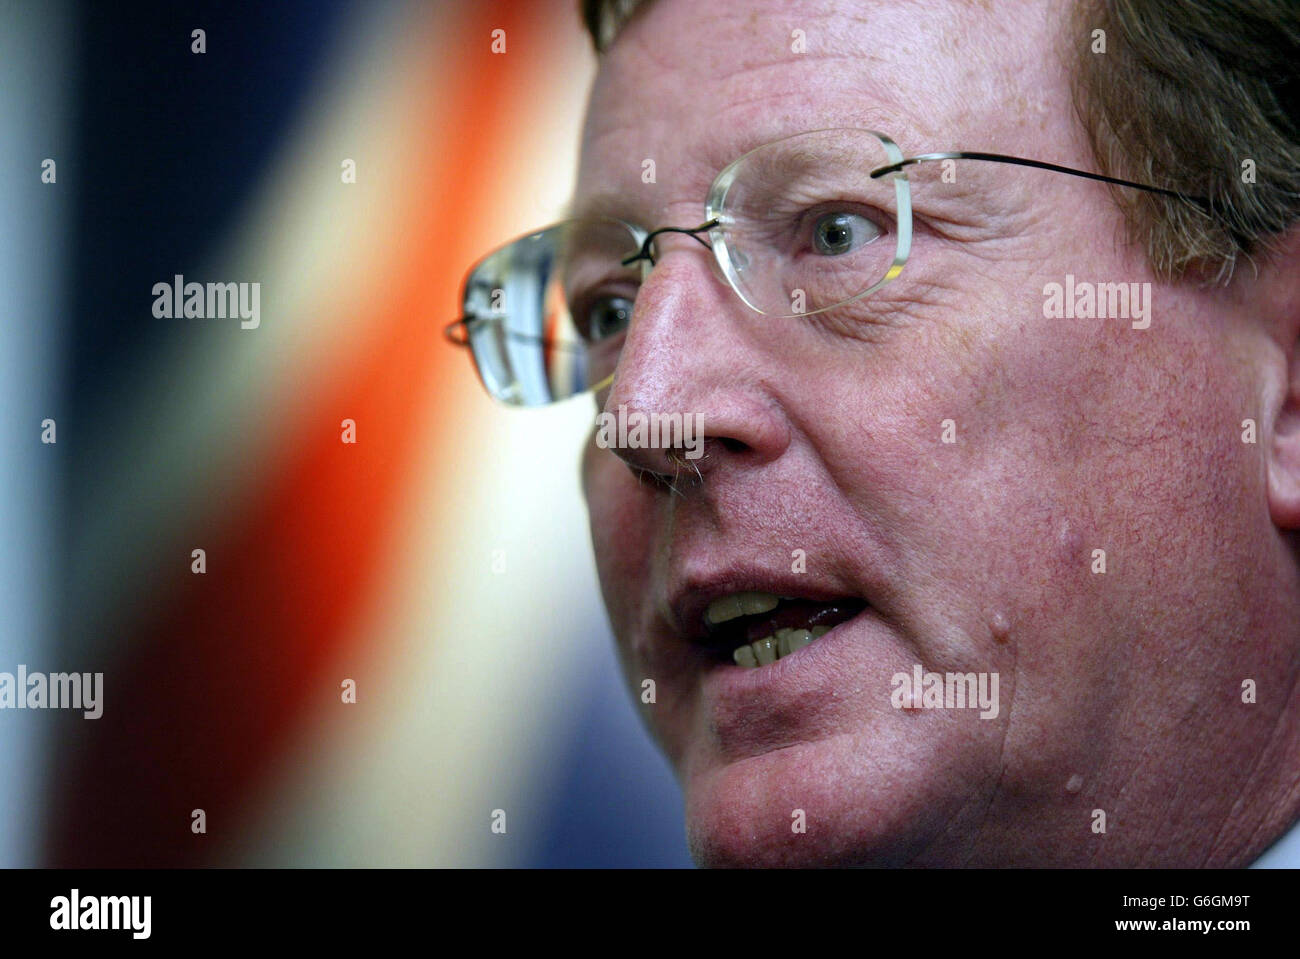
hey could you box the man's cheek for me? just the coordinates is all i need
[584,444,626,539]
[583,446,652,617]
[579,431,603,503]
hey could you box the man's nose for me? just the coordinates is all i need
[599,236,790,481]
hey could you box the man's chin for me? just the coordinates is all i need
[679,738,965,868]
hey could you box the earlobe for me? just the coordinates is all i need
[1252,229,1300,530]
[1268,443,1300,530]
[1267,339,1300,530]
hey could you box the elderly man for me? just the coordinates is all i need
[449,0,1300,866]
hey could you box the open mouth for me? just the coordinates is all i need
[699,591,868,668]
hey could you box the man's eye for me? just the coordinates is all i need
[581,295,634,342]
[811,211,881,256]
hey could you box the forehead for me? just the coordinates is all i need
[573,0,1073,221]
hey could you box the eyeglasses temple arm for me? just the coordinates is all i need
[870,151,1211,211]
[444,318,471,346]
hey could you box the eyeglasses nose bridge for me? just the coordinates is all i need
[621,220,723,291]
[622,220,718,265]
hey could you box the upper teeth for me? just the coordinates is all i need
[705,591,780,625]
[733,626,831,667]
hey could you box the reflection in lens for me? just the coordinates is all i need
[461,217,642,405]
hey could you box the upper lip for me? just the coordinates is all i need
[667,566,864,645]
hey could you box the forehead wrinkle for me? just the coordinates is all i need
[604,0,1000,128]
[578,39,951,211]
[572,93,935,227]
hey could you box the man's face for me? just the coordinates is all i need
[576,0,1278,866]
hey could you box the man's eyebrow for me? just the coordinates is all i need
[561,122,986,224]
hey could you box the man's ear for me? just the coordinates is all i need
[1263,230,1300,529]
[1268,354,1300,529]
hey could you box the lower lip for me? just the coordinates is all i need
[698,605,893,708]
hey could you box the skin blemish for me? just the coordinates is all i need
[1058,517,1083,561]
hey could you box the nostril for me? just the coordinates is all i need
[719,437,748,454]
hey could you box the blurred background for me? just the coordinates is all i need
[0,0,691,867]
